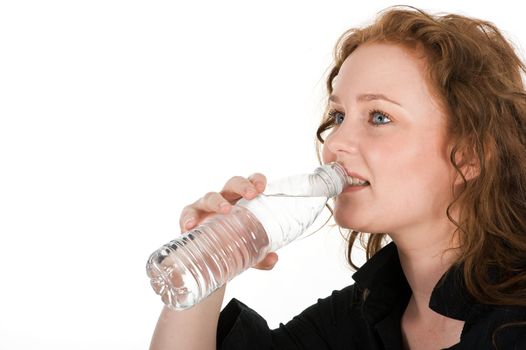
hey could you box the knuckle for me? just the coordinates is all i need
[248,172,267,190]
[230,176,248,187]
[248,172,265,181]
[180,204,193,215]
[203,192,227,210]
[224,176,251,191]
[203,191,217,202]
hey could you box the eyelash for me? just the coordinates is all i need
[327,108,393,127]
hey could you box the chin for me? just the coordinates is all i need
[334,213,367,232]
[334,211,387,235]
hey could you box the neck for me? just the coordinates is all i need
[391,221,460,317]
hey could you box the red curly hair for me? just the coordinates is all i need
[316,6,526,313]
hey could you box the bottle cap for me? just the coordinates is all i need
[315,162,348,197]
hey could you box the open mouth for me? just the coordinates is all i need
[347,176,370,187]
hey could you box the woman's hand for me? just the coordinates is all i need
[178,172,279,270]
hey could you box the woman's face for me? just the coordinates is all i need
[322,43,457,236]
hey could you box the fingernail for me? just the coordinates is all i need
[184,217,196,229]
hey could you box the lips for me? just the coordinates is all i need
[344,166,370,186]
[347,172,369,183]
[347,176,370,186]
[333,162,371,187]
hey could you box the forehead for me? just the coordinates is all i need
[331,42,449,134]
[332,43,431,98]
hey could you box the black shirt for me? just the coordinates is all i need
[216,242,526,349]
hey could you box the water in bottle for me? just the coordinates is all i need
[146,162,348,310]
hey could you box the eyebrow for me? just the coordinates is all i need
[329,93,402,107]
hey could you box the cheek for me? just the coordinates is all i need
[366,132,453,204]
[373,130,447,178]
[380,140,454,208]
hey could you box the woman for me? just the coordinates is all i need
[150,6,526,349]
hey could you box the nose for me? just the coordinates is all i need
[324,121,361,156]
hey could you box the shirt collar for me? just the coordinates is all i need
[351,241,481,324]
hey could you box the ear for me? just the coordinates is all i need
[457,161,480,183]
[452,146,480,186]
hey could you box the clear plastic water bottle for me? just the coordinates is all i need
[146,162,348,310]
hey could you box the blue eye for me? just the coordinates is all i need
[327,108,392,127]
[328,109,345,125]
[369,109,392,126]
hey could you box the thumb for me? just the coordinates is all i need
[253,252,279,270]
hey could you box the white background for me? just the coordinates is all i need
[1,1,525,349]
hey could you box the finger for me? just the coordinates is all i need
[179,192,231,231]
[179,205,200,231]
[248,173,267,193]
[220,176,259,202]
[179,173,266,232]
[197,192,233,213]
[253,252,279,270]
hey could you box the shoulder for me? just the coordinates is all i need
[299,283,365,320]
[465,304,526,348]
[271,283,368,349]
[218,284,367,349]
[491,309,526,349]
[283,283,367,339]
